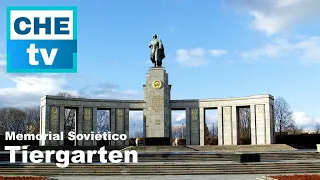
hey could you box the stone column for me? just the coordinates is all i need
[40,105,50,146]
[115,108,125,146]
[222,106,232,145]
[199,107,205,146]
[232,106,239,145]
[125,108,130,146]
[143,108,146,143]
[40,105,49,146]
[110,108,116,146]
[250,105,257,145]
[77,107,84,146]
[190,108,200,145]
[83,107,93,146]
[217,106,223,145]
[265,104,274,144]
[92,108,97,146]
[185,108,191,145]
[49,106,60,146]
[144,67,171,142]
[270,104,275,143]
[59,106,65,146]
[256,104,266,144]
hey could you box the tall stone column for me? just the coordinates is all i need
[110,108,116,146]
[217,106,223,145]
[185,108,191,145]
[115,108,125,146]
[222,106,232,145]
[46,106,60,146]
[40,105,49,146]
[199,107,205,146]
[83,107,93,146]
[270,104,275,143]
[232,106,239,145]
[143,108,147,143]
[124,108,130,146]
[250,105,257,145]
[256,104,266,144]
[190,108,200,145]
[144,67,171,144]
[59,106,65,146]
[265,103,275,144]
[92,108,97,146]
[48,106,59,146]
[77,107,84,146]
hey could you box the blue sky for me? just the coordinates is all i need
[0,0,319,130]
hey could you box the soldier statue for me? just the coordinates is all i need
[149,34,165,67]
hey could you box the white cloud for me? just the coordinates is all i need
[208,49,227,56]
[240,36,320,63]
[0,74,77,107]
[173,112,185,121]
[292,111,320,130]
[176,48,227,66]
[206,114,218,125]
[79,83,142,100]
[0,72,142,107]
[0,60,5,72]
[0,54,5,71]
[227,0,320,35]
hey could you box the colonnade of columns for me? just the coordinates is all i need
[40,105,131,146]
[40,103,274,146]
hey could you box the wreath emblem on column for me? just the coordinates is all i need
[117,109,123,116]
[191,109,198,116]
[223,108,230,114]
[85,109,91,116]
[52,107,58,115]
[152,80,162,89]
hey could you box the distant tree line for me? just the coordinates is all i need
[0,106,40,135]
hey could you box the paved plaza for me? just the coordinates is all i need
[54,174,267,180]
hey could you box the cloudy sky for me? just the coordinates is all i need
[0,0,319,130]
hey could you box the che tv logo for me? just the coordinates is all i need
[6,6,77,73]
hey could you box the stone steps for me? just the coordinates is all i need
[1,152,319,162]
[0,162,320,175]
[136,152,320,162]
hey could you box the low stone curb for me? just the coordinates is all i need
[120,146,134,152]
[256,176,277,180]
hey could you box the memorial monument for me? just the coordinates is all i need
[39,34,275,146]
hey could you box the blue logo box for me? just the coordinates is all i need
[6,6,77,73]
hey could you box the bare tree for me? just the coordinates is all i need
[315,122,320,134]
[172,125,186,138]
[287,123,303,135]
[238,107,251,140]
[204,123,210,137]
[97,110,110,133]
[24,106,40,134]
[0,108,8,134]
[56,91,81,98]
[274,97,294,135]
[210,122,218,137]
[57,92,77,134]
[6,108,26,133]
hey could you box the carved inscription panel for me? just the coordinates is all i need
[151,96,164,112]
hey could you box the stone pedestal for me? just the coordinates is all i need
[143,67,171,144]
